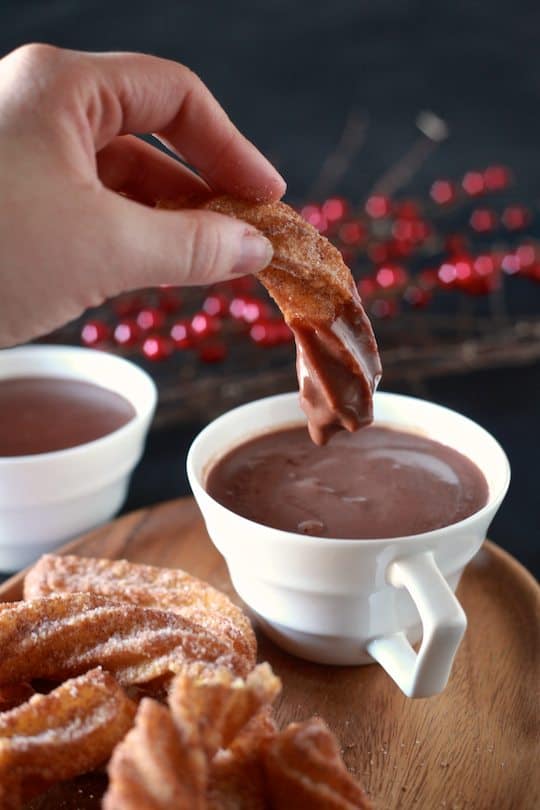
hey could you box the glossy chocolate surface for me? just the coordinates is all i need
[0,377,136,456]
[206,424,489,539]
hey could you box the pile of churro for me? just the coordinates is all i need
[0,553,372,808]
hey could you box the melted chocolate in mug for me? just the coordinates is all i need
[206,424,489,539]
[0,377,136,456]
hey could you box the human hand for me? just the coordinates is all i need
[0,44,285,347]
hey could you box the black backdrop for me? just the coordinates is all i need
[1,1,539,575]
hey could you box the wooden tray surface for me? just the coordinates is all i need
[2,498,538,810]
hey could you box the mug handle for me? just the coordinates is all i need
[366,551,467,698]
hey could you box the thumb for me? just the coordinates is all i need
[99,192,273,295]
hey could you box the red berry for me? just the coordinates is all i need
[142,335,173,360]
[339,221,366,245]
[460,257,498,295]
[300,204,327,232]
[170,320,194,348]
[229,297,269,323]
[322,197,348,222]
[203,293,229,317]
[113,320,140,346]
[470,209,498,233]
[357,277,377,299]
[502,206,531,231]
[136,307,165,331]
[462,171,485,196]
[249,319,291,346]
[501,253,521,275]
[375,265,408,290]
[516,244,536,268]
[438,262,458,287]
[483,165,511,191]
[365,195,391,218]
[81,320,110,346]
[430,180,456,205]
[191,312,220,338]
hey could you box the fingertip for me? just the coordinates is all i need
[266,173,287,201]
[227,173,287,204]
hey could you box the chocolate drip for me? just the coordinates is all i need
[291,289,382,445]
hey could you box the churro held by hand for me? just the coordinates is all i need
[159,196,382,445]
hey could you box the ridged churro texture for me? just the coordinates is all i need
[24,554,256,670]
[104,662,372,810]
[104,663,280,810]
[265,718,373,809]
[0,593,252,688]
[0,668,135,809]
[159,195,354,325]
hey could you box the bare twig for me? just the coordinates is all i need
[306,107,369,200]
[369,111,448,198]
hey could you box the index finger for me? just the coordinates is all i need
[83,51,286,202]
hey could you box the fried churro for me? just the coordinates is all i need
[0,668,135,809]
[104,663,371,810]
[104,697,207,810]
[168,662,281,760]
[264,717,372,809]
[160,195,382,444]
[104,664,280,810]
[24,554,256,670]
[0,593,251,689]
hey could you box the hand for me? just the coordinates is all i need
[0,44,285,347]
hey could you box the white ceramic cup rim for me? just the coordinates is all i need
[188,391,511,547]
[0,344,158,466]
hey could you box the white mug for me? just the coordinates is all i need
[0,345,157,570]
[188,392,510,698]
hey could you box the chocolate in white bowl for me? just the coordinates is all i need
[188,391,510,698]
[0,345,156,570]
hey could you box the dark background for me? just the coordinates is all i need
[1,1,538,575]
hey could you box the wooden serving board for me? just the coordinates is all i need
[2,498,539,810]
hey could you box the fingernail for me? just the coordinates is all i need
[232,232,273,276]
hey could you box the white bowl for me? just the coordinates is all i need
[0,345,157,570]
[188,391,510,697]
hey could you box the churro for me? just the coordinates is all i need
[159,195,382,445]
[0,593,251,688]
[264,717,372,809]
[24,554,256,670]
[105,662,371,809]
[0,668,135,808]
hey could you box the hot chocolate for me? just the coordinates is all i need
[206,424,489,539]
[0,377,136,456]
